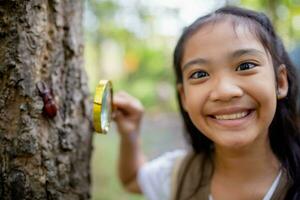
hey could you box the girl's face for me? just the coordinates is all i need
[178,19,288,150]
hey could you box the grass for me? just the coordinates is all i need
[91,113,185,200]
[91,132,145,200]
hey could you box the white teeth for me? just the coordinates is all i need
[214,111,248,120]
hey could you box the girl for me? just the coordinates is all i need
[113,6,300,200]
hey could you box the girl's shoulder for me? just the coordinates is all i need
[137,149,189,200]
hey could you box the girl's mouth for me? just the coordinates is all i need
[208,109,255,128]
[212,111,250,120]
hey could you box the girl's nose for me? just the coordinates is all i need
[209,76,243,102]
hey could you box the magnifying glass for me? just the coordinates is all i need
[93,80,113,134]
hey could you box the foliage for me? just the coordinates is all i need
[85,0,177,112]
[238,0,300,48]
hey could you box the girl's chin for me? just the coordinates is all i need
[214,137,258,151]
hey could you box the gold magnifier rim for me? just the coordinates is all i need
[93,80,113,134]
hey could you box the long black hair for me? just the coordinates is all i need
[173,6,300,199]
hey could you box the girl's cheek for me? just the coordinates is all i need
[185,88,208,112]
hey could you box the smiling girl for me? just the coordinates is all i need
[113,6,300,200]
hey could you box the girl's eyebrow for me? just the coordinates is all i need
[182,48,265,72]
[182,58,209,72]
[231,48,265,59]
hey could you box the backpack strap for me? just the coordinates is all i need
[170,152,213,200]
[270,168,292,200]
[170,153,187,200]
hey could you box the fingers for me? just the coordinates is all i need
[113,91,144,117]
[113,91,144,119]
[112,91,144,135]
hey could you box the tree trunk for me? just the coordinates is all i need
[0,0,93,199]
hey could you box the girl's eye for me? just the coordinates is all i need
[236,62,257,71]
[189,71,209,79]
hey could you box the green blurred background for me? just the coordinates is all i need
[84,0,300,199]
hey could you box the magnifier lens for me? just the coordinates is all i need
[93,80,113,134]
[101,86,111,131]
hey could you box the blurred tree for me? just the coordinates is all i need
[239,0,300,45]
[86,0,175,111]
[0,0,92,199]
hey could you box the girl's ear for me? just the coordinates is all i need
[177,83,188,111]
[276,64,289,100]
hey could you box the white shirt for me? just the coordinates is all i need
[137,150,282,200]
[137,149,187,200]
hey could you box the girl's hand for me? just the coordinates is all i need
[112,91,144,137]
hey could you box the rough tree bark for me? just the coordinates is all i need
[0,0,93,199]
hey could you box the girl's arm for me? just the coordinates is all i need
[113,91,146,194]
